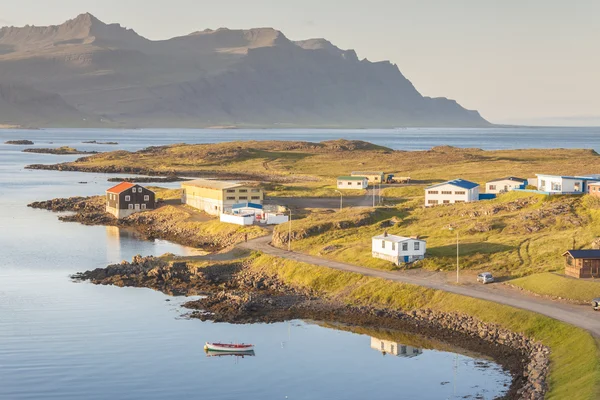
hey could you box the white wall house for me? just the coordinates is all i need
[485,177,527,194]
[337,176,368,189]
[536,174,585,194]
[370,337,422,358]
[424,179,480,207]
[371,233,426,265]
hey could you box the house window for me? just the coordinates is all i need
[251,196,260,200]
[144,195,150,201]
[455,191,466,195]
[414,242,420,251]
[135,204,140,210]
[141,204,146,210]
[441,191,452,195]
[239,196,248,200]
[489,185,496,190]
[251,189,260,193]
[443,200,450,204]
[540,180,546,188]
[348,182,352,185]
[125,195,131,201]
[455,200,465,203]
[567,256,573,266]
[402,242,408,251]
[132,188,137,193]
[551,182,562,191]
[428,190,439,195]
[382,241,385,249]
[128,204,133,209]
[226,196,236,200]
[574,182,582,192]
[357,182,362,186]
[427,200,438,205]
[226,189,235,193]
[390,344,395,354]
[239,189,248,193]
[391,242,395,251]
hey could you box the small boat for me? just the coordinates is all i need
[204,342,254,352]
[205,349,255,358]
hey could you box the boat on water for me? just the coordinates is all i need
[205,349,255,358]
[204,342,255,352]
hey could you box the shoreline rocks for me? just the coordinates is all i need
[107,176,191,183]
[74,257,549,400]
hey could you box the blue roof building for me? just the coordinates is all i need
[425,179,480,207]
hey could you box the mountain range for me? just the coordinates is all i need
[0,13,490,128]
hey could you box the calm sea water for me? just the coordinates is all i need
[4,126,589,399]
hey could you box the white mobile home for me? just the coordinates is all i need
[536,174,585,194]
[337,176,368,189]
[371,233,426,265]
[425,179,479,207]
[485,177,527,194]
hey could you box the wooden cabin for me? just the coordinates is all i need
[563,250,600,278]
[106,182,156,219]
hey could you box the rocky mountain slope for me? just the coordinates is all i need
[0,13,490,128]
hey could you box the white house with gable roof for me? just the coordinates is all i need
[372,232,426,265]
[425,179,480,207]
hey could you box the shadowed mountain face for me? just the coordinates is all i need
[0,13,490,128]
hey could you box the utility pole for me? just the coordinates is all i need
[372,185,375,207]
[449,227,459,283]
[288,208,292,252]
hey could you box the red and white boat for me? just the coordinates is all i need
[204,342,255,352]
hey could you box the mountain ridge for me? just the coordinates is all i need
[0,13,490,128]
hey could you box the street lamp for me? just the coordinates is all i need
[448,227,459,283]
[334,190,343,211]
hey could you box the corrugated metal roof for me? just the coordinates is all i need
[486,177,527,184]
[182,179,244,190]
[106,182,136,194]
[563,250,600,259]
[372,234,425,243]
[426,179,479,190]
[351,171,384,176]
[338,176,368,181]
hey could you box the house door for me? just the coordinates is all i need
[135,204,140,210]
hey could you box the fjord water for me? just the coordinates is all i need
[6,126,598,399]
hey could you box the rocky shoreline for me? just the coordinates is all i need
[106,176,191,183]
[23,147,99,155]
[5,139,34,145]
[75,255,549,400]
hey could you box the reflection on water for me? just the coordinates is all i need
[205,350,256,358]
[0,130,514,399]
[370,337,423,358]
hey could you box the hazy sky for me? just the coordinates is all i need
[1,0,598,125]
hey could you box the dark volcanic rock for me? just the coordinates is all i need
[5,140,33,145]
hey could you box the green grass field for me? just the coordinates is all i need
[509,273,600,303]
[275,191,600,277]
[247,253,600,400]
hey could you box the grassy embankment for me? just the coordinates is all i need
[243,253,600,400]
[275,191,600,277]
[509,273,600,303]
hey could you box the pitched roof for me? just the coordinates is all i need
[182,179,244,190]
[486,176,527,184]
[106,182,136,194]
[426,179,479,190]
[587,181,600,186]
[351,171,384,176]
[562,250,600,259]
[372,234,425,243]
[338,176,368,181]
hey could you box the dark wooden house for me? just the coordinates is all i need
[563,250,600,278]
[106,182,156,219]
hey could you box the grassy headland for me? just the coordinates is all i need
[245,253,600,400]
[275,191,600,276]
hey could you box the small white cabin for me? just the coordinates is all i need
[372,233,426,265]
[337,176,368,190]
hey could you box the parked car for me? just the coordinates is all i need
[593,298,600,311]
[477,272,494,284]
